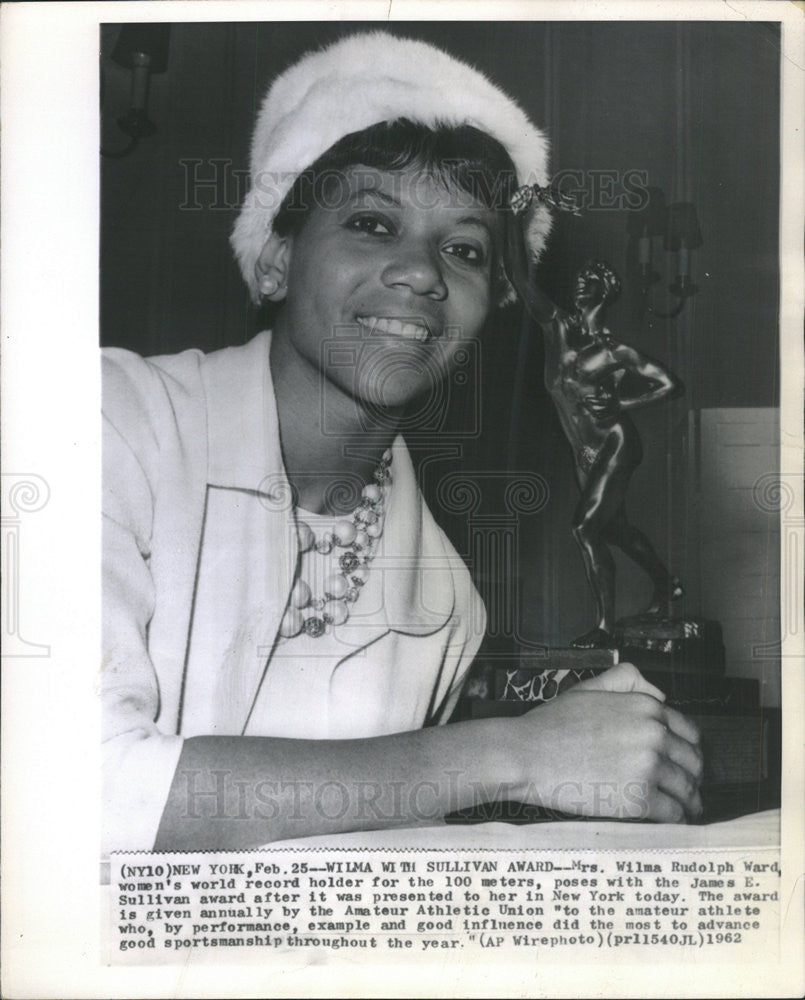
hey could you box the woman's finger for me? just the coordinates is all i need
[656,758,702,820]
[577,662,666,701]
[663,727,705,786]
[648,789,688,825]
[662,704,701,747]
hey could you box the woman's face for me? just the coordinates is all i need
[273,164,501,414]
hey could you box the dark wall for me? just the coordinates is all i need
[101,21,780,648]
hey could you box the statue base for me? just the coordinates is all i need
[467,618,745,717]
[611,614,725,674]
[495,648,615,704]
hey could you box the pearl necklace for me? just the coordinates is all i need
[278,449,393,639]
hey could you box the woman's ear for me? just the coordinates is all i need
[255,232,291,302]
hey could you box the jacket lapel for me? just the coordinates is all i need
[381,438,456,635]
[196,331,300,733]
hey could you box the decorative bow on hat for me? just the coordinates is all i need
[510,183,583,217]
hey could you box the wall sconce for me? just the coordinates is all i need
[627,187,702,319]
[101,24,170,159]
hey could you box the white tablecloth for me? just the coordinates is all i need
[267,808,779,851]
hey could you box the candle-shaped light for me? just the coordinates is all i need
[678,243,690,278]
[638,234,651,266]
[130,52,151,111]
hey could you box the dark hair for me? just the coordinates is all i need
[575,260,622,305]
[273,118,526,302]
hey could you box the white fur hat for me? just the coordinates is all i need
[231,30,551,303]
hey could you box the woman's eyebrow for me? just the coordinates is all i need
[348,184,401,207]
[453,215,493,234]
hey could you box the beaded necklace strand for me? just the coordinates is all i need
[278,448,393,639]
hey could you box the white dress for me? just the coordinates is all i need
[102,331,486,852]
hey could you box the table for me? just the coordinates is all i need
[267,808,780,851]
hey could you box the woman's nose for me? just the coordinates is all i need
[380,244,448,300]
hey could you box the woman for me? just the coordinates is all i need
[537,261,684,648]
[102,31,702,854]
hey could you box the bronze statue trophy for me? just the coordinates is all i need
[453,191,769,826]
[536,260,684,649]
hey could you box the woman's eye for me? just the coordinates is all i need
[444,242,486,265]
[346,215,393,236]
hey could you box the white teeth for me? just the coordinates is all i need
[357,316,430,342]
[401,322,428,340]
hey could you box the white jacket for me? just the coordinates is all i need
[102,331,486,853]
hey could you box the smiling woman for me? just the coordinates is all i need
[261,118,523,428]
[270,163,502,440]
[102,30,704,855]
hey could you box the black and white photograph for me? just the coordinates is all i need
[2,3,803,997]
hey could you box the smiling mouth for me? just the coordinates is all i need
[356,316,433,342]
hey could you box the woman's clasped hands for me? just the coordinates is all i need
[507,663,704,824]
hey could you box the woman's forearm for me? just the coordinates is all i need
[154,719,519,852]
[153,666,705,853]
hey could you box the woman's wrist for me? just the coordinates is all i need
[463,716,531,806]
